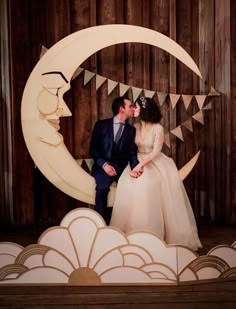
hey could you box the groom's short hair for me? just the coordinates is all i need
[112,96,130,116]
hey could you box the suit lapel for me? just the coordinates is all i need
[108,118,114,153]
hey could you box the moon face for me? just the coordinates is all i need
[21,25,202,206]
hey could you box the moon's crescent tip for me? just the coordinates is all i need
[179,150,200,181]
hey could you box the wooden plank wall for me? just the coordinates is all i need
[1,0,234,224]
[232,0,236,222]
[0,0,13,224]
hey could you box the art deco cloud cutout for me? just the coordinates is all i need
[0,208,236,285]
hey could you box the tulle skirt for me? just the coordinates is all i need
[110,153,202,251]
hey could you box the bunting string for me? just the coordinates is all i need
[39,46,220,148]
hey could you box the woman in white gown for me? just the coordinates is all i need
[110,97,202,251]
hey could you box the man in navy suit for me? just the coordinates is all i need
[89,96,142,224]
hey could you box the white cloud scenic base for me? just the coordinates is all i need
[0,208,235,285]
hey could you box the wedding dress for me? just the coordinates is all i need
[110,122,202,251]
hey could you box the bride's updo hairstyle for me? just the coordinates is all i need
[135,97,162,123]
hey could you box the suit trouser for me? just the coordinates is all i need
[93,170,120,224]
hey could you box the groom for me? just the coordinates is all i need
[89,96,142,224]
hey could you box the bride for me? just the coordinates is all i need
[110,97,202,251]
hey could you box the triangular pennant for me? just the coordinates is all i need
[96,74,107,90]
[107,79,118,95]
[169,94,180,109]
[203,101,213,110]
[171,126,184,141]
[85,159,94,172]
[156,92,167,106]
[132,86,143,102]
[192,110,204,125]
[144,89,155,98]
[195,95,206,110]
[119,83,130,96]
[182,118,193,132]
[76,159,83,166]
[84,70,95,86]
[164,133,171,148]
[182,95,193,110]
[208,86,220,96]
[40,45,48,59]
[72,67,84,80]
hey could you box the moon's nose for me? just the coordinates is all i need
[56,105,72,117]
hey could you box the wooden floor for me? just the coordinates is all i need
[0,222,236,308]
[0,281,236,308]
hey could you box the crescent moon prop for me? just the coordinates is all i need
[21,25,202,206]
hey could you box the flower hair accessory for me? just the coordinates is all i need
[139,96,147,108]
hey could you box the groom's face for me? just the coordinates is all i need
[123,99,134,118]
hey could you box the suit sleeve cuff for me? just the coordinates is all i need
[102,162,109,169]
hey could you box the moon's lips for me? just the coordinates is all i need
[21,25,202,206]
[47,119,60,130]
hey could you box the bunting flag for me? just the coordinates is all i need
[85,159,94,172]
[157,92,167,106]
[195,95,206,110]
[119,83,130,96]
[182,119,193,132]
[182,95,193,110]
[107,79,118,95]
[208,86,220,96]
[132,86,142,102]
[72,66,84,80]
[192,110,204,125]
[40,45,48,59]
[84,70,95,86]
[39,49,219,148]
[164,133,171,148]
[37,51,220,107]
[96,74,107,90]
[76,159,83,166]
[203,101,213,110]
[169,94,180,109]
[171,126,184,141]
[144,89,155,98]
[76,158,93,172]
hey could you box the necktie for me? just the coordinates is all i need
[114,122,124,143]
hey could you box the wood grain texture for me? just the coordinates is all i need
[231,0,236,222]
[0,0,13,224]
[215,0,231,222]
[8,0,35,224]
[176,0,196,210]
[0,281,236,308]
[199,0,215,221]
[1,0,235,224]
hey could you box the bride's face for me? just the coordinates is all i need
[134,103,141,118]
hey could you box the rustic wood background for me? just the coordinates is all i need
[0,0,235,225]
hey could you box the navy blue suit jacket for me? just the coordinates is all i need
[89,117,139,176]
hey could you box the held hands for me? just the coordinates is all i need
[103,163,117,176]
[130,163,144,178]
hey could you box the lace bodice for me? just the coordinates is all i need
[134,122,164,161]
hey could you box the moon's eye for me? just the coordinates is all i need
[37,89,58,115]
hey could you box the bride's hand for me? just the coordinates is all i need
[130,164,144,178]
[130,170,139,178]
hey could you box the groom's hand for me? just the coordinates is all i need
[103,163,117,176]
